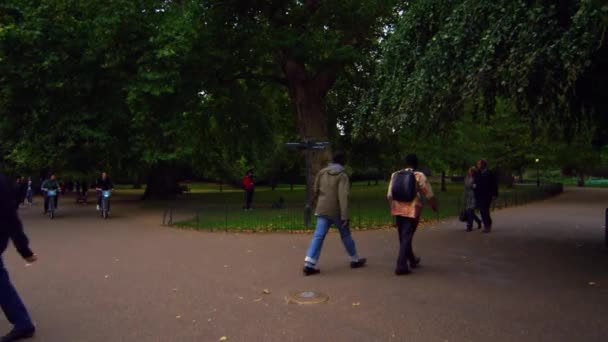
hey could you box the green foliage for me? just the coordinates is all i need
[367,0,607,139]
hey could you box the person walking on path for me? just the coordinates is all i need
[464,166,482,232]
[303,152,366,276]
[242,169,255,210]
[0,173,38,342]
[25,177,33,207]
[474,159,498,233]
[387,154,438,275]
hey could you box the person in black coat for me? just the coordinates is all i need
[0,173,37,341]
[473,160,498,233]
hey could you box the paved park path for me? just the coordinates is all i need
[2,187,607,342]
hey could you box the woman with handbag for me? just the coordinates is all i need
[463,166,482,231]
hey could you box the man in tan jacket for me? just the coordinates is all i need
[303,152,366,276]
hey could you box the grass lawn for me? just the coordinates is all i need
[146,181,562,231]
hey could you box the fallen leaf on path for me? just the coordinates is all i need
[25,263,32,267]
[192,320,196,323]
[104,275,109,279]
[224,265,230,268]
[208,318,213,322]
[237,296,244,300]
[176,315,181,319]
[253,298,262,302]
[173,288,178,292]
[352,302,361,307]
[219,336,228,341]
[588,282,597,286]
[263,289,271,295]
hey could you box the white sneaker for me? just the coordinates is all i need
[96,205,100,211]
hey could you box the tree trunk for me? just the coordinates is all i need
[283,59,336,178]
[441,171,447,192]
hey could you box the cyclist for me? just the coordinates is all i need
[41,174,60,214]
[95,172,113,211]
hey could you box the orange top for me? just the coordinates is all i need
[386,169,435,219]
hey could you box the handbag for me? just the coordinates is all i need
[458,209,467,222]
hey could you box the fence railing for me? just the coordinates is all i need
[163,183,563,231]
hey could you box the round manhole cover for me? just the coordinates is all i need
[286,291,329,305]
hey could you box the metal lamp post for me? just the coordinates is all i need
[535,158,540,187]
[286,140,330,228]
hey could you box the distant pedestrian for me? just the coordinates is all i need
[242,169,255,210]
[302,152,366,276]
[473,160,498,233]
[463,166,482,231]
[25,177,33,207]
[387,153,438,275]
[0,172,38,341]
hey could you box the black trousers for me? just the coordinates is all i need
[477,200,492,229]
[395,216,419,272]
[244,189,254,209]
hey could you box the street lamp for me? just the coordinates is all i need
[535,158,540,187]
[286,140,330,228]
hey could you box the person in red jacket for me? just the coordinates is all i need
[242,169,255,210]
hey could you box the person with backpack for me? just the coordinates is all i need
[387,154,438,275]
[473,159,498,233]
[302,152,366,276]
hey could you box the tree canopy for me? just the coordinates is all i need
[1,0,606,194]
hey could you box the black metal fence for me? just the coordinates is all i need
[162,183,564,231]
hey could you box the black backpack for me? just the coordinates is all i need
[391,170,417,202]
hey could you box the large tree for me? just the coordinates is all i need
[195,0,401,175]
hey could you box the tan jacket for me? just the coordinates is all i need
[313,163,350,220]
[387,169,434,219]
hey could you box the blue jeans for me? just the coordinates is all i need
[0,258,34,330]
[305,216,358,266]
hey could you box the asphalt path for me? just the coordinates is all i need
[2,187,607,342]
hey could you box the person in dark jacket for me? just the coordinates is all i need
[41,175,60,214]
[0,173,37,341]
[95,172,113,211]
[473,160,498,233]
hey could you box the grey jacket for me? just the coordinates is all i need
[464,176,476,210]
